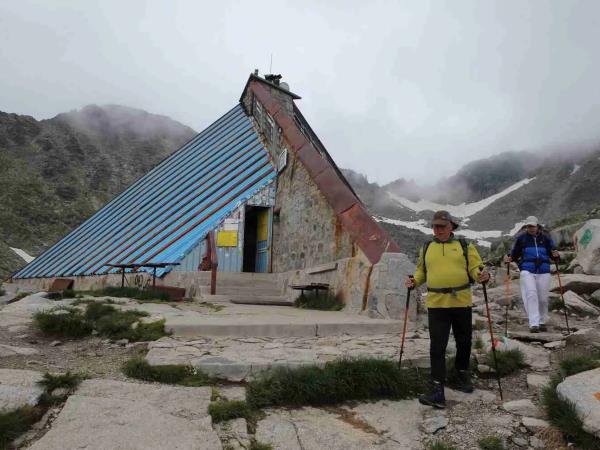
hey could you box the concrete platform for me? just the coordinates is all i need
[167,303,403,338]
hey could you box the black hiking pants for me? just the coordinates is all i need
[428,307,472,383]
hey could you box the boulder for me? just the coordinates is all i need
[526,373,550,391]
[550,274,600,295]
[573,220,600,275]
[562,291,600,316]
[556,367,600,438]
[502,399,544,418]
[566,328,600,349]
[0,369,44,412]
[522,416,550,433]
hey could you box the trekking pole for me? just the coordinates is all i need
[553,259,571,335]
[480,265,504,400]
[399,275,414,367]
[504,257,510,337]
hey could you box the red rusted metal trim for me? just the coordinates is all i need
[137,174,272,266]
[87,145,266,275]
[246,81,400,264]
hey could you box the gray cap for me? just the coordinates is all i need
[431,210,459,230]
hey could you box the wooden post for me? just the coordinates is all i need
[121,268,125,288]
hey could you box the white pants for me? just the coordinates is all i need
[519,271,551,327]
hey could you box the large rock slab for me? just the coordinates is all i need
[255,406,407,449]
[551,274,600,295]
[502,399,543,418]
[508,330,565,343]
[482,336,550,370]
[573,220,600,275]
[556,367,600,438]
[28,379,221,450]
[562,291,600,316]
[0,369,44,412]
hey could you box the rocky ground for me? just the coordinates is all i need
[1,281,599,449]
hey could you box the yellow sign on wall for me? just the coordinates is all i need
[257,210,269,242]
[217,230,238,247]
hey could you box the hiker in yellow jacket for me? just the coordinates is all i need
[405,210,489,409]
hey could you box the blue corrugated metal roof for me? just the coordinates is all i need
[14,104,276,279]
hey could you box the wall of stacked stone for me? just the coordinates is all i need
[272,148,354,272]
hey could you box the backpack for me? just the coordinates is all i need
[422,237,475,284]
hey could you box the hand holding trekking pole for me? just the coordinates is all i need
[399,275,414,367]
[480,265,504,400]
[552,256,571,335]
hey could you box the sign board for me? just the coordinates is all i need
[217,230,238,247]
[278,148,288,173]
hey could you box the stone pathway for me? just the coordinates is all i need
[146,333,443,381]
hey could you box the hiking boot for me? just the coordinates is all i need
[529,326,539,333]
[447,369,474,394]
[539,324,547,332]
[418,381,446,409]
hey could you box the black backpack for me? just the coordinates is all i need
[422,237,475,284]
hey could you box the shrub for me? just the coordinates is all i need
[294,291,344,311]
[0,407,39,449]
[33,307,93,338]
[249,443,273,450]
[487,348,526,376]
[559,352,600,377]
[208,400,252,423]
[37,372,81,392]
[246,358,426,409]
[34,303,166,342]
[478,435,505,450]
[122,357,213,386]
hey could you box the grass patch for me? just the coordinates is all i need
[249,442,273,450]
[0,406,39,449]
[37,371,81,392]
[487,348,526,376]
[34,302,167,341]
[294,290,344,311]
[246,358,427,409]
[198,301,225,312]
[549,297,566,311]
[541,374,600,449]
[89,286,170,302]
[559,352,600,377]
[428,441,458,450]
[208,400,252,423]
[478,435,505,450]
[473,319,486,331]
[473,336,484,351]
[10,292,32,303]
[122,357,213,386]
[33,307,93,338]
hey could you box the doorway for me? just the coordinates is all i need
[243,206,270,272]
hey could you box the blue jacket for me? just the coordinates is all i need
[511,231,556,274]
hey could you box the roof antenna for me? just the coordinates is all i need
[269,53,273,73]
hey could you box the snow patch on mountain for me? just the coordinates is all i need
[386,177,536,218]
[10,247,35,263]
[374,216,500,248]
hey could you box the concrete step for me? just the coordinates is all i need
[229,296,293,307]
[196,272,281,287]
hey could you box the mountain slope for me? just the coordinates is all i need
[0,105,196,278]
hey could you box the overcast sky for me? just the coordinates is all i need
[1,1,600,184]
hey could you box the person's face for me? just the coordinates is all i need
[526,225,538,236]
[433,221,453,241]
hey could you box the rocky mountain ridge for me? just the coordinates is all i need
[0,105,196,278]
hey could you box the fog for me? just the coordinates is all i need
[2,0,600,184]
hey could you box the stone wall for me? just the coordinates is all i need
[271,148,354,272]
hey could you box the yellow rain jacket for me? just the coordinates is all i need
[413,236,483,308]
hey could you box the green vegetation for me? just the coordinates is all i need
[0,406,39,449]
[0,281,5,296]
[88,286,170,302]
[37,372,82,406]
[428,441,458,450]
[294,291,344,311]
[473,336,485,351]
[542,375,600,449]
[208,400,253,423]
[559,352,600,377]
[487,348,526,376]
[478,435,505,450]
[246,358,426,409]
[549,297,566,311]
[34,302,167,341]
[249,442,273,450]
[122,357,213,386]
